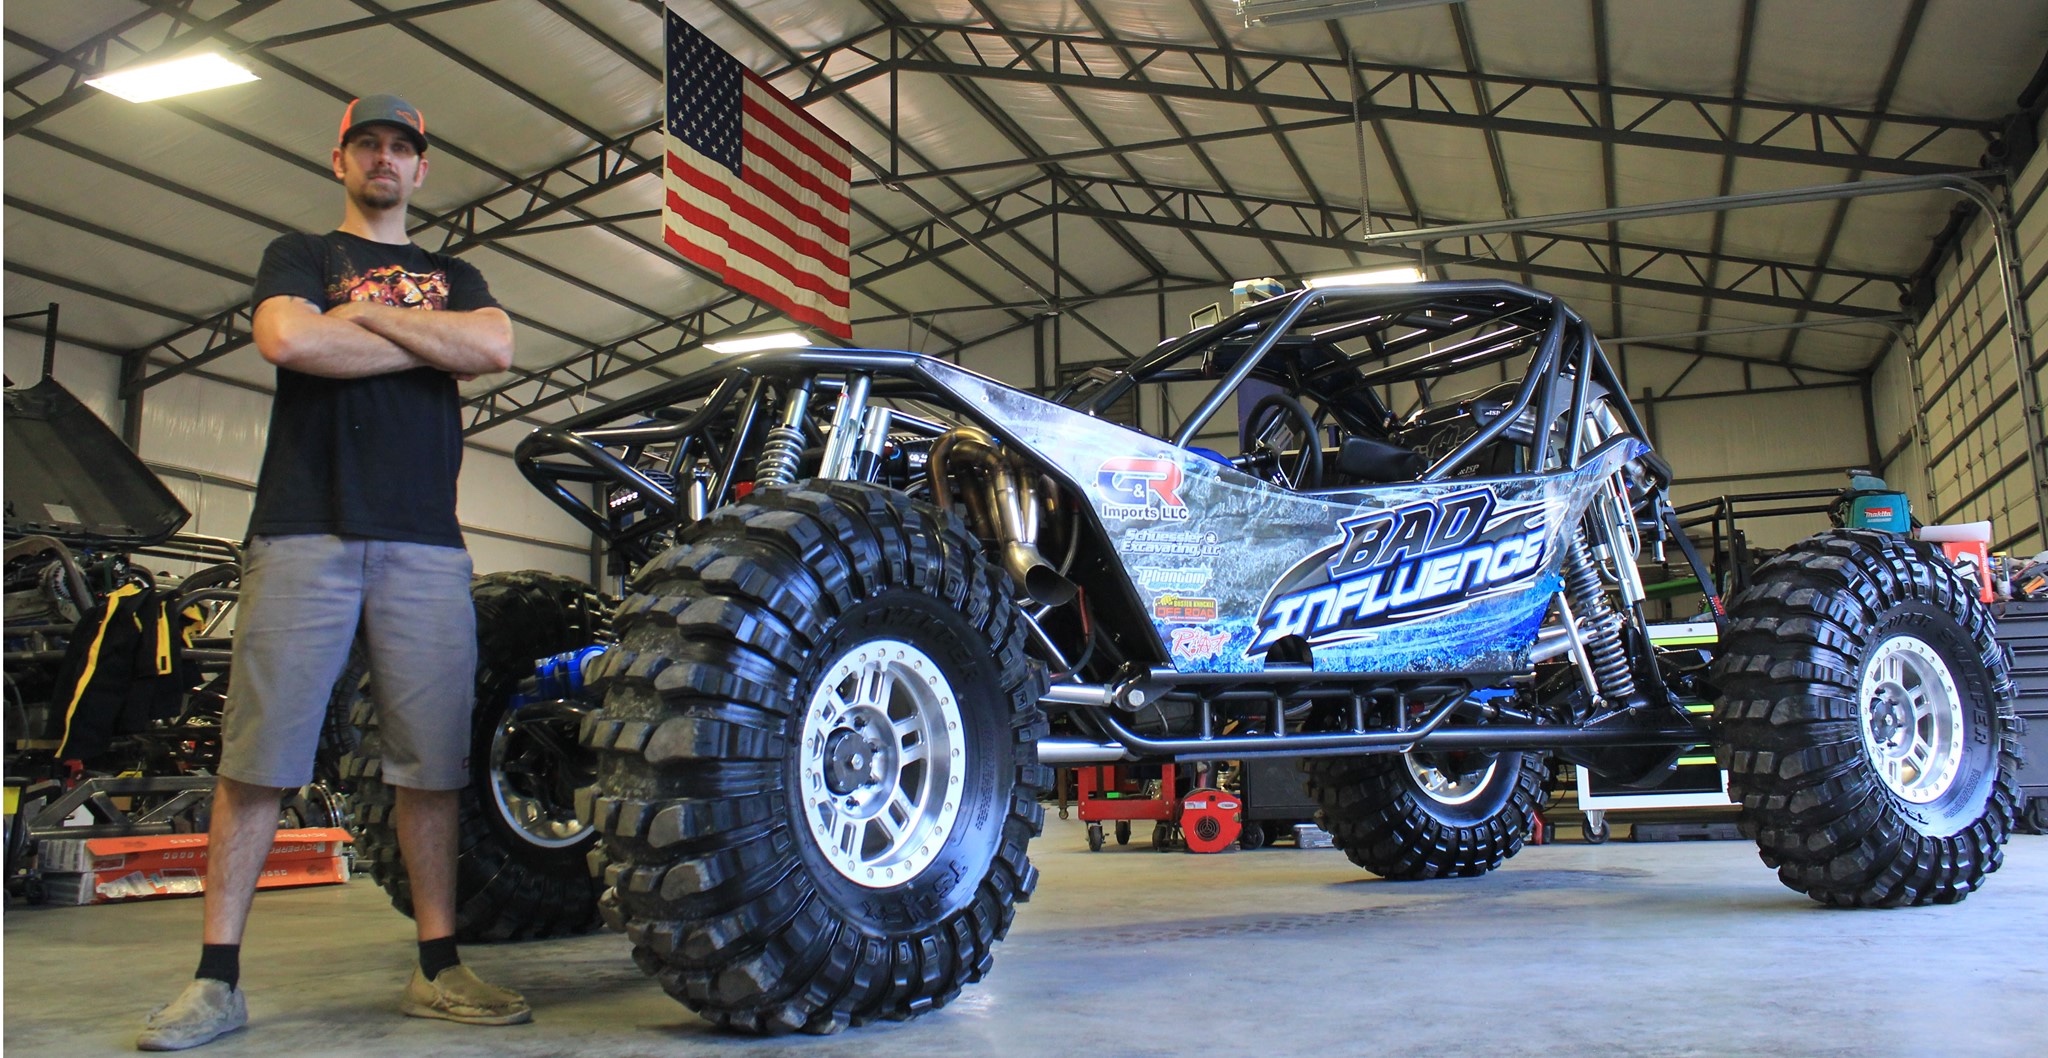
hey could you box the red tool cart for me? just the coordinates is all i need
[1074,764,1180,851]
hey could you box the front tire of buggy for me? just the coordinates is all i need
[344,570,610,941]
[1302,748,1545,879]
[579,482,1049,1035]
[1710,530,2021,907]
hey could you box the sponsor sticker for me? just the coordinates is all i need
[1122,527,1225,559]
[1169,626,1231,661]
[1153,595,1218,622]
[1096,457,1190,522]
[1134,565,1213,594]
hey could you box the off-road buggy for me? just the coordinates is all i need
[348,279,2020,1034]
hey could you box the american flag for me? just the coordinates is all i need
[664,8,853,338]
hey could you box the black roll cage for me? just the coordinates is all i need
[515,282,1663,562]
[1079,281,1658,481]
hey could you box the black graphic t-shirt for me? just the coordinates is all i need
[245,230,499,547]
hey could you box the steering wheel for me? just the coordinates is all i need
[1241,392,1325,490]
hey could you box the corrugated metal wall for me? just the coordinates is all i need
[1872,110,2048,558]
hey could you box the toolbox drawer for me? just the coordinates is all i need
[1992,601,2048,797]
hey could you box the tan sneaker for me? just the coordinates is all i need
[398,965,531,1025]
[137,979,247,1051]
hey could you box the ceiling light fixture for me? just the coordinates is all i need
[706,331,812,354]
[1303,266,1426,288]
[1236,0,1467,28]
[84,53,259,103]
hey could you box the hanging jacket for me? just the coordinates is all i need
[50,584,201,762]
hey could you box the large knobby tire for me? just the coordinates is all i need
[1302,748,1545,879]
[1710,530,2021,907]
[579,482,1049,1035]
[344,570,611,941]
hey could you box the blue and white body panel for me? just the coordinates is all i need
[920,359,1643,677]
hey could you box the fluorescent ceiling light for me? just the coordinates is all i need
[1304,266,1426,288]
[706,331,811,354]
[85,53,258,103]
[1236,0,1466,27]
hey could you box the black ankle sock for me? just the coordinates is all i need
[418,935,460,982]
[195,944,240,990]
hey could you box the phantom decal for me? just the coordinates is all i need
[1133,565,1213,594]
[1254,490,1550,652]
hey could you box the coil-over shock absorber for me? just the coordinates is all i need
[1563,525,1635,701]
[753,382,813,487]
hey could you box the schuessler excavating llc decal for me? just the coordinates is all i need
[1254,490,1549,651]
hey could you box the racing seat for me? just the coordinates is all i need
[1330,436,1426,484]
[1237,389,1424,490]
[1241,436,1426,493]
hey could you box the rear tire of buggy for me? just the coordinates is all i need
[343,570,610,941]
[1709,530,2021,906]
[1302,749,1545,879]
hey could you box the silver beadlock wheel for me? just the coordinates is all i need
[488,707,592,850]
[799,638,966,887]
[1404,752,1499,807]
[1858,633,1965,804]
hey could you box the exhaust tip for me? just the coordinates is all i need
[1023,564,1078,607]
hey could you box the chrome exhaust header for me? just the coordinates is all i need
[929,426,1077,607]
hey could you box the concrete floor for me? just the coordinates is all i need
[6,817,2046,1058]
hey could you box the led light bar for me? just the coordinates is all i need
[706,331,812,354]
[85,53,259,103]
[1236,0,1466,27]
[1303,266,1426,288]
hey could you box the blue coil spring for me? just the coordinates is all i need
[526,644,610,703]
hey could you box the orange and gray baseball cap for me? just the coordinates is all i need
[338,93,427,151]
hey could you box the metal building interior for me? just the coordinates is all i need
[4,2,2047,1056]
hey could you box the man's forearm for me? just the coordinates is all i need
[336,303,513,375]
[258,310,428,379]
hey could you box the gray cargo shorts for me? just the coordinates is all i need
[218,534,476,791]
